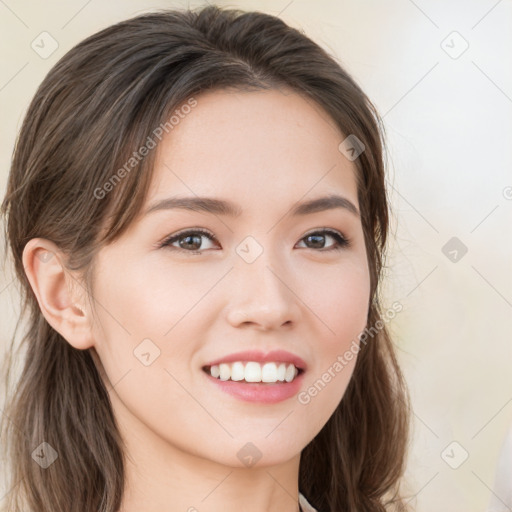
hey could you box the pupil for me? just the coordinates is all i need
[180,234,201,250]
[308,234,324,248]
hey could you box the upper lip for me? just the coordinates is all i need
[203,350,307,371]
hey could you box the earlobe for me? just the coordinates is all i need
[22,238,94,350]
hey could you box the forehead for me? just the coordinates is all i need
[147,88,359,212]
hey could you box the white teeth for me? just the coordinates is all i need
[207,361,300,383]
[277,363,286,382]
[284,364,295,383]
[210,365,220,378]
[219,363,230,381]
[231,361,245,381]
[261,362,277,382]
[245,362,261,382]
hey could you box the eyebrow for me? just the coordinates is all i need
[144,194,360,218]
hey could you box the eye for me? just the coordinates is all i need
[160,228,219,255]
[159,227,350,255]
[296,228,350,251]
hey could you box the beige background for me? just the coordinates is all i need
[1,1,511,510]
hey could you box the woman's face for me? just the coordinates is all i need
[89,88,371,468]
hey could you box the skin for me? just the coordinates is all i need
[23,88,371,512]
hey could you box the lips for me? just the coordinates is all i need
[202,361,306,403]
[202,349,307,372]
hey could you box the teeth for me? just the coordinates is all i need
[219,363,230,381]
[207,362,300,383]
[285,363,296,382]
[261,362,277,382]
[245,362,261,382]
[277,362,286,382]
[231,361,245,381]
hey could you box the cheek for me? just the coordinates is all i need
[294,256,370,425]
[92,252,200,339]
[90,253,222,394]
[300,255,371,347]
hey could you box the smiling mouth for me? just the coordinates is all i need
[202,361,304,383]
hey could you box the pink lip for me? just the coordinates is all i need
[203,371,306,404]
[201,350,307,404]
[202,350,307,371]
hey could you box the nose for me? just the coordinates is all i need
[225,254,301,331]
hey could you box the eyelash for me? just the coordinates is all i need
[159,227,350,255]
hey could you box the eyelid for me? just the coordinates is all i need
[158,227,351,252]
[158,227,218,249]
[300,227,351,249]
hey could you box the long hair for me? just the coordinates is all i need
[1,5,410,511]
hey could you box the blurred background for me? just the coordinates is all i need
[1,1,511,510]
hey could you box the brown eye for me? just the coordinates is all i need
[298,229,350,251]
[160,229,218,254]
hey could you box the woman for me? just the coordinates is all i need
[0,5,410,511]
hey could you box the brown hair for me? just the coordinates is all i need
[1,5,410,511]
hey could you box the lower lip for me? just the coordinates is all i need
[203,370,305,403]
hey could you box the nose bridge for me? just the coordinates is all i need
[227,240,299,329]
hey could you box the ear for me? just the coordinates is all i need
[22,238,94,350]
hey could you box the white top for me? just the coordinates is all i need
[299,492,318,512]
